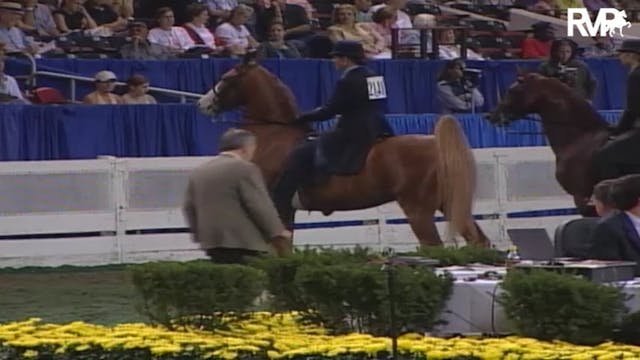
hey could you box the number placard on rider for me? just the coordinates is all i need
[367,76,387,100]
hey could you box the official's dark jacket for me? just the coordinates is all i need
[589,211,640,275]
[297,65,392,175]
[616,66,640,133]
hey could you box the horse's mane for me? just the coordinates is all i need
[536,76,607,131]
[242,65,299,124]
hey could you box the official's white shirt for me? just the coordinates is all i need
[0,74,26,101]
[148,26,195,50]
[626,211,640,238]
[370,5,412,28]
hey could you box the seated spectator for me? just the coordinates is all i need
[370,0,411,29]
[0,2,37,54]
[122,74,156,104]
[354,0,372,22]
[437,28,484,60]
[437,58,484,114]
[521,22,554,59]
[366,6,395,51]
[215,5,258,56]
[583,0,613,11]
[0,44,28,103]
[583,36,616,58]
[120,21,172,60]
[111,0,133,19]
[53,0,97,33]
[206,0,238,26]
[528,0,556,15]
[539,39,597,101]
[83,70,123,104]
[555,0,584,9]
[255,0,312,43]
[182,3,218,51]
[148,7,195,54]
[84,0,127,34]
[327,4,388,59]
[592,179,616,217]
[589,174,640,275]
[256,21,301,58]
[19,0,60,36]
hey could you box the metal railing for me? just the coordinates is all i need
[34,71,203,103]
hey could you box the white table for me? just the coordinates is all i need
[434,266,640,334]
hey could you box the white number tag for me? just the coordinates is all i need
[367,76,387,100]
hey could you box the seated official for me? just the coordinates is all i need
[593,179,616,217]
[183,129,292,264]
[0,46,28,104]
[589,174,640,275]
[437,58,485,114]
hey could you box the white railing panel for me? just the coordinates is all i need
[0,236,118,267]
[294,225,382,247]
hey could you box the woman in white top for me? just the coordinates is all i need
[122,74,157,105]
[148,7,195,53]
[183,3,219,52]
[437,28,484,60]
[214,5,258,56]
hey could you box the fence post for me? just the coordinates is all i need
[493,151,510,246]
[113,158,128,264]
[70,78,76,102]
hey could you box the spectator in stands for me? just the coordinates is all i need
[327,4,389,59]
[256,21,301,58]
[111,0,133,19]
[122,74,156,104]
[583,0,613,12]
[120,21,172,60]
[366,6,395,51]
[437,28,484,60]
[592,179,616,217]
[521,21,554,59]
[183,128,292,263]
[370,0,411,29]
[528,0,556,15]
[206,0,238,26]
[436,58,484,114]
[255,0,312,43]
[19,0,59,36]
[84,0,127,35]
[584,36,616,58]
[182,3,218,52]
[53,0,97,33]
[589,174,640,275]
[0,44,28,103]
[215,5,258,56]
[354,0,372,22]
[555,0,584,10]
[83,70,123,104]
[539,39,597,101]
[148,7,195,54]
[0,2,37,54]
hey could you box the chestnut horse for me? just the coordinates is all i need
[197,60,490,247]
[487,72,612,216]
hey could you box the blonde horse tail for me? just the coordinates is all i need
[434,115,477,244]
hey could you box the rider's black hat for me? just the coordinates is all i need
[329,40,366,62]
[617,40,640,55]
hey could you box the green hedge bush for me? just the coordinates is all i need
[499,269,627,345]
[130,261,265,330]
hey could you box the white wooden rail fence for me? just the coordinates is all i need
[0,147,578,267]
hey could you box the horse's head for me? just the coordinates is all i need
[197,52,258,116]
[487,70,551,127]
[197,51,298,124]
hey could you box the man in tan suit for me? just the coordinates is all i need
[183,129,292,264]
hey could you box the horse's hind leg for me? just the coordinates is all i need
[397,199,442,247]
[461,220,491,248]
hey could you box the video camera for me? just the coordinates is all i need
[462,68,482,88]
[552,66,578,85]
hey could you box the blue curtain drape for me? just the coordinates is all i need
[6,58,627,113]
[0,104,621,161]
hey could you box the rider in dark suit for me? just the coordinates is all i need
[271,40,393,226]
[595,40,640,181]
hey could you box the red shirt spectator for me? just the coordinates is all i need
[521,21,555,59]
